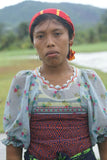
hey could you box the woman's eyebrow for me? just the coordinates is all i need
[33,31,45,35]
[34,28,63,35]
[53,28,63,31]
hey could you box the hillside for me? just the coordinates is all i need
[0,0,106,29]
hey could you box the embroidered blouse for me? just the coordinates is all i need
[2,67,107,150]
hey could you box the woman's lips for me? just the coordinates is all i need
[46,51,59,57]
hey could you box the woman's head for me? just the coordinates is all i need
[29,8,75,61]
[29,9,75,42]
[30,13,74,43]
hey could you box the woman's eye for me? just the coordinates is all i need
[55,32,61,36]
[37,35,44,39]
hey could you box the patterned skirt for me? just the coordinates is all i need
[24,148,97,160]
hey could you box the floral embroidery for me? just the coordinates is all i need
[88,73,97,81]
[24,90,29,97]
[84,82,90,88]
[103,108,107,114]
[30,82,35,91]
[53,90,61,99]
[77,83,81,87]
[4,116,9,121]
[21,129,28,139]
[74,93,80,97]
[14,85,20,92]
[43,85,48,89]
[101,94,106,99]
[13,120,22,128]
[93,99,98,106]
[77,98,81,102]
[16,120,22,126]
[95,126,104,134]
[6,100,10,106]
[14,85,21,97]
[26,106,29,111]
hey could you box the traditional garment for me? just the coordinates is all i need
[2,67,107,160]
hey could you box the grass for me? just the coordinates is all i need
[0,49,37,67]
[72,41,107,53]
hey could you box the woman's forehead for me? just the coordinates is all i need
[33,19,67,33]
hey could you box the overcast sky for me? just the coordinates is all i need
[0,0,107,9]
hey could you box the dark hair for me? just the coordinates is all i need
[30,13,74,43]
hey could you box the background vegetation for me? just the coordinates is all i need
[0,1,107,51]
[0,11,107,51]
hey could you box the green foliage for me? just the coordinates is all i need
[0,31,17,50]
[97,10,107,41]
[101,10,107,26]
[17,22,29,40]
[0,23,5,37]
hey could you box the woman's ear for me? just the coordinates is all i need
[69,32,75,46]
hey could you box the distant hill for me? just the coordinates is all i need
[0,1,106,29]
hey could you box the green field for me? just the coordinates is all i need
[0,42,107,133]
[72,41,107,53]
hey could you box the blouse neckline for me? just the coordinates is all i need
[34,67,78,90]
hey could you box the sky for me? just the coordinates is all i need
[0,0,107,9]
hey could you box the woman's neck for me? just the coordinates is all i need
[39,62,74,86]
[40,61,73,76]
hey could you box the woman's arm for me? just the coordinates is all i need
[98,138,107,160]
[6,144,22,160]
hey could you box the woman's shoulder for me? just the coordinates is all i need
[15,70,34,78]
[79,68,96,75]
[79,68,106,90]
[79,68,99,80]
[11,70,37,87]
[13,69,37,81]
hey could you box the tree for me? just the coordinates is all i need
[0,23,5,39]
[0,32,16,50]
[97,10,107,41]
[101,10,107,26]
[17,22,29,40]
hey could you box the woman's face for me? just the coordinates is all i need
[33,19,72,67]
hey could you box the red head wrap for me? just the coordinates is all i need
[29,8,75,61]
[29,8,75,34]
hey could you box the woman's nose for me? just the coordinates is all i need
[46,35,55,48]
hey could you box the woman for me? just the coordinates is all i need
[2,8,107,160]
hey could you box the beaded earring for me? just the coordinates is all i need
[68,47,75,61]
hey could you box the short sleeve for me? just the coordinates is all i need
[81,69,107,145]
[2,70,33,149]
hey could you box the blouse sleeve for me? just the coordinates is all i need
[2,70,33,149]
[81,69,107,146]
